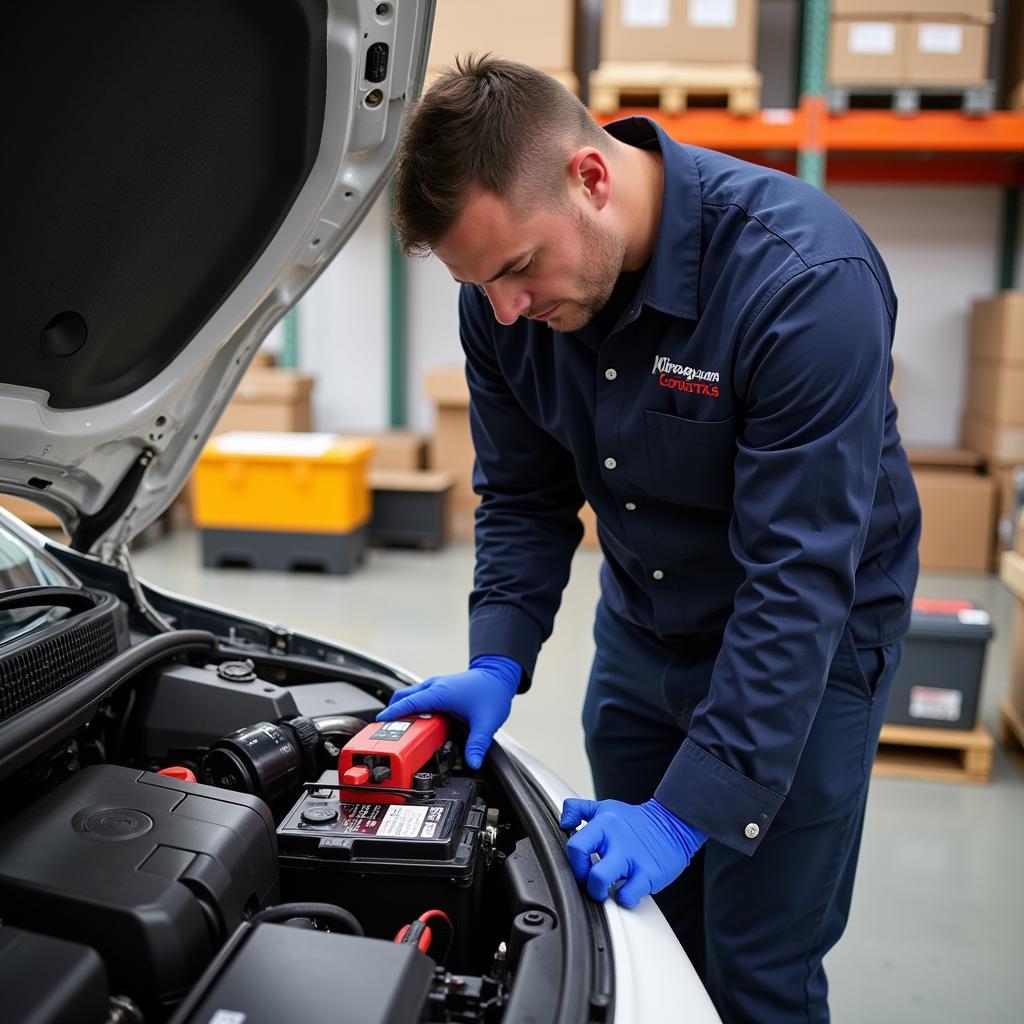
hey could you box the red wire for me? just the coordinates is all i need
[393,921,434,952]
[418,909,452,928]
[394,910,453,956]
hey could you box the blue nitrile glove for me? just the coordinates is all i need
[559,798,707,909]
[376,655,521,770]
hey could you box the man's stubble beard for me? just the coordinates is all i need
[553,208,628,333]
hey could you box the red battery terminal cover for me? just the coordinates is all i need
[157,765,197,783]
[338,713,449,792]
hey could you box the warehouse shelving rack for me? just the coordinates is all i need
[593,0,1024,286]
[380,0,1024,424]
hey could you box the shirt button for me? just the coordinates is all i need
[605,368,618,381]
[604,457,617,470]
[652,569,664,581]
[744,823,760,839]
[625,501,637,511]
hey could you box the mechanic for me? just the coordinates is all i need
[378,55,920,1022]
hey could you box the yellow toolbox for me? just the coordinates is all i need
[194,432,374,533]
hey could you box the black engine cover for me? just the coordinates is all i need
[0,764,279,1014]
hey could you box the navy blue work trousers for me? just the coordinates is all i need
[582,599,900,1024]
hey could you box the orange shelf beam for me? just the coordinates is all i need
[594,109,1024,171]
[593,108,805,152]
[825,158,1024,185]
[823,111,1024,153]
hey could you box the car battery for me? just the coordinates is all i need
[193,432,374,573]
[277,771,487,971]
[885,598,993,730]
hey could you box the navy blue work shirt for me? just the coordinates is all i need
[461,116,921,855]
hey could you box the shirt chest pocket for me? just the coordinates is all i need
[640,411,737,511]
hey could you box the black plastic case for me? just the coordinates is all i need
[0,764,279,1015]
[0,925,110,1024]
[169,922,434,1024]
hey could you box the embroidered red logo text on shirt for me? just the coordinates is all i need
[651,355,720,398]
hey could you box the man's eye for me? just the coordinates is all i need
[513,258,535,275]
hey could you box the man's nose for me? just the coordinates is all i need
[483,282,531,326]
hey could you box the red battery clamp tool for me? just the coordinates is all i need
[337,713,455,804]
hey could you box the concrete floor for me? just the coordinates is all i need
[134,531,1023,1022]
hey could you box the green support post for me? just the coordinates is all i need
[999,187,1021,291]
[388,180,408,428]
[281,308,299,369]
[797,0,831,190]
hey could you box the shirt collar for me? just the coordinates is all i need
[602,116,702,322]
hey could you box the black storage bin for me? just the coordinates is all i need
[885,598,993,730]
[369,470,453,550]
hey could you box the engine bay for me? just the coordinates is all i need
[0,573,596,1024]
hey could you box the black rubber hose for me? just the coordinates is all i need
[0,585,97,614]
[250,902,365,936]
[0,629,217,777]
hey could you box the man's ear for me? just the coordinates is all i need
[569,148,611,211]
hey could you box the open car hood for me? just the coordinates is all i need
[0,0,434,553]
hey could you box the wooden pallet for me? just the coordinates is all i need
[873,722,993,784]
[590,63,761,115]
[997,700,1024,775]
[828,81,995,115]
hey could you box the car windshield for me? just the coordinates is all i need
[0,520,79,645]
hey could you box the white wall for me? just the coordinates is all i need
[405,247,463,431]
[281,185,1022,447]
[263,194,394,433]
[829,185,1006,447]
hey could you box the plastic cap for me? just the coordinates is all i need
[342,766,371,785]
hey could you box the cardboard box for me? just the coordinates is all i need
[830,19,906,84]
[962,413,1024,464]
[966,362,1024,426]
[428,0,575,75]
[423,366,601,547]
[601,0,758,66]
[353,430,427,472]
[905,445,983,470]
[214,368,314,434]
[995,464,1019,561]
[969,292,1024,364]
[1002,550,1024,600]
[1004,0,1024,106]
[430,405,478,512]
[424,366,470,408]
[994,463,1023,521]
[832,0,991,16]
[909,449,997,572]
[0,496,62,530]
[905,18,989,85]
[1008,599,1024,720]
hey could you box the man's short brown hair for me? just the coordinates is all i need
[393,54,609,257]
